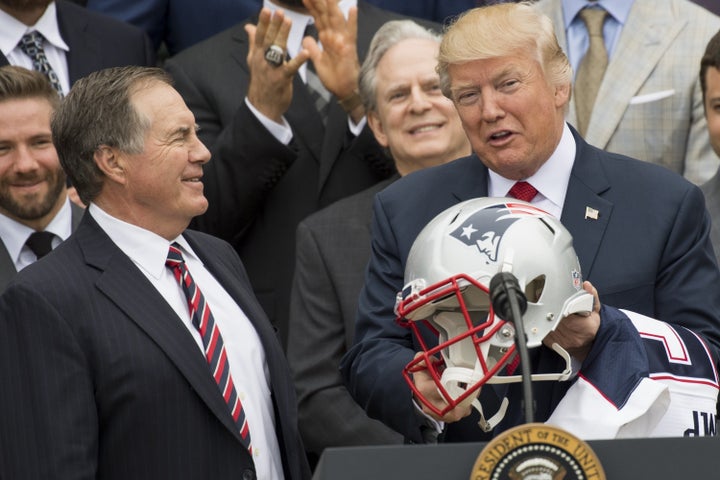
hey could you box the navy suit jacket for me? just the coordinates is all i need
[340,125,720,443]
[0,213,310,479]
[0,0,155,84]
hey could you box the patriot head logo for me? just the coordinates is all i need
[450,202,548,263]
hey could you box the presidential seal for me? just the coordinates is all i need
[469,423,606,480]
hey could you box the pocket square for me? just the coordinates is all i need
[629,89,675,105]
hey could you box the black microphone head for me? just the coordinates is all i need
[489,272,528,321]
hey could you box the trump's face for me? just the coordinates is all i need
[119,82,210,239]
[447,52,569,180]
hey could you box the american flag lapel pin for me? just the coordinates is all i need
[585,206,599,220]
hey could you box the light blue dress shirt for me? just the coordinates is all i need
[562,0,634,76]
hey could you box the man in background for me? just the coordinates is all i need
[0,0,155,96]
[534,0,720,185]
[700,31,720,266]
[0,65,82,291]
[165,0,437,349]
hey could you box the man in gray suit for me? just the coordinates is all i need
[286,20,470,457]
[699,31,720,266]
[0,65,82,291]
[534,0,720,185]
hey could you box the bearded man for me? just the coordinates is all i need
[0,65,83,290]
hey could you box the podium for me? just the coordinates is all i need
[313,436,720,479]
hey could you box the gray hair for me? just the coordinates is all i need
[50,66,172,205]
[359,20,442,112]
[437,2,572,99]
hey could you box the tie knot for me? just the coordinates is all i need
[166,243,185,267]
[579,8,607,36]
[25,230,55,259]
[19,31,46,53]
[508,181,538,203]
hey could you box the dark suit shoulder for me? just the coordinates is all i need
[301,177,395,230]
[57,0,150,39]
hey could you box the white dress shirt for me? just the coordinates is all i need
[0,1,71,95]
[88,203,284,480]
[0,197,73,271]
[488,123,577,219]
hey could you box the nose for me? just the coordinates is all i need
[190,134,211,165]
[409,87,432,113]
[12,145,40,173]
[480,91,505,123]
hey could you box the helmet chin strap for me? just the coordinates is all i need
[439,342,574,432]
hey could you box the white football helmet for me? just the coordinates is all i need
[395,198,593,430]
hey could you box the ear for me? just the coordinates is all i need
[554,82,571,108]
[367,110,389,148]
[93,146,128,185]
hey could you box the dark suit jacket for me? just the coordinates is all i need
[0,202,84,291]
[287,178,402,454]
[0,0,156,83]
[0,213,310,479]
[85,0,262,55]
[340,125,720,443]
[165,3,437,349]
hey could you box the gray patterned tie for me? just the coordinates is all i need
[303,23,331,123]
[18,31,64,97]
[574,8,608,137]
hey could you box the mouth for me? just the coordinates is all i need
[409,123,443,135]
[488,130,512,141]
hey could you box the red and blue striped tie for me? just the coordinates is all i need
[166,243,252,453]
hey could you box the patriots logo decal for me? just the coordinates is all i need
[449,202,548,263]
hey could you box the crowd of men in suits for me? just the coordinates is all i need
[1,0,720,478]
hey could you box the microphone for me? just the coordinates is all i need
[489,272,528,321]
[489,271,534,424]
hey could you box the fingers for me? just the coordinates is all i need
[583,280,601,313]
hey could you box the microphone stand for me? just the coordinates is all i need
[507,291,534,425]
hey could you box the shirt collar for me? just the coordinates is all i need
[562,0,634,29]
[263,0,356,58]
[488,123,576,215]
[0,2,68,57]
[0,196,73,264]
[87,203,199,281]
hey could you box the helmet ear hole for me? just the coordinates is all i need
[525,275,546,303]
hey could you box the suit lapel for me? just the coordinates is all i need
[576,0,683,148]
[77,216,245,444]
[70,203,84,231]
[56,0,102,84]
[0,239,17,292]
[561,128,614,278]
[451,155,491,202]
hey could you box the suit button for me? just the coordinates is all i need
[241,469,256,480]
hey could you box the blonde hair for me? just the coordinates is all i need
[437,2,571,98]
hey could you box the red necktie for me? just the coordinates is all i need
[503,180,536,376]
[508,181,538,202]
[165,243,252,453]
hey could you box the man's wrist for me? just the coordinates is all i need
[338,89,363,113]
